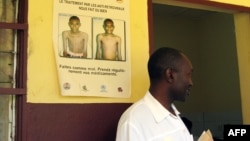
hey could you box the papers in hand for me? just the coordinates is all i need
[198,129,214,141]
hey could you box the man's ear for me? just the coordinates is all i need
[165,68,174,83]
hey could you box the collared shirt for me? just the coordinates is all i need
[116,91,193,141]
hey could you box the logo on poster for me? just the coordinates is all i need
[118,87,123,92]
[82,85,88,91]
[100,85,107,92]
[63,82,71,90]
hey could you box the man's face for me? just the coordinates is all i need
[104,21,114,34]
[69,19,81,33]
[171,54,193,102]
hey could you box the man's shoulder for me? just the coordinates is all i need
[120,99,151,121]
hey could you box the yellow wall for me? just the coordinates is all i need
[28,0,149,103]
[28,0,250,124]
[234,13,250,124]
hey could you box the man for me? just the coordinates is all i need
[62,16,88,58]
[116,47,194,141]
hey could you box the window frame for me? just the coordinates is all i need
[0,0,28,95]
[0,0,28,141]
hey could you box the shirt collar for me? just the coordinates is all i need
[143,91,180,123]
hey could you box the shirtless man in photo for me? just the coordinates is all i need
[62,16,88,58]
[96,18,122,61]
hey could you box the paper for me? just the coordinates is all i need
[198,129,214,141]
[53,0,131,98]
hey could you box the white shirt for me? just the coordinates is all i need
[116,91,193,141]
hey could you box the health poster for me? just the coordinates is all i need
[53,0,131,98]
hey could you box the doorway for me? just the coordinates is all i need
[152,3,242,139]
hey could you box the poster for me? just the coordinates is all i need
[53,0,131,98]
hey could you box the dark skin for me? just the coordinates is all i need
[149,53,193,116]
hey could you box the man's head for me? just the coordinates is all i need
[68,16,81,33]
[148,47,193,102]
[103,18,114,34]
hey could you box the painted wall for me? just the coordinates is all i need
[28,0,149,103]
[26,1,149,140]
[26,1,250,140]
[234,13,250,124]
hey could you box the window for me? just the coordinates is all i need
[0,0,28,141]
